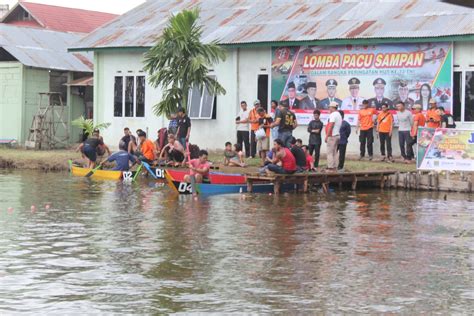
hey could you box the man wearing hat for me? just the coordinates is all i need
[367,78,393,110]
[393,80,414,110]
[341,77,365,110]
[286,81,300,110]
[325,101,342,172]
[300,81,320,110]
[425,98,441,128]
[248,99,263,158]
[320,79,342,109]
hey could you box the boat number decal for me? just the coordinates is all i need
[123,171,133,181]
[178,182,193,193]
[155,169,165,179]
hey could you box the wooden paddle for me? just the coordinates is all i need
[132,163,143,182]
[85,163,102,177]
[141,161,159,180]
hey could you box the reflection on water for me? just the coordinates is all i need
[0,170,473,313]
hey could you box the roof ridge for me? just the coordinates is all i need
[20,1,118,16]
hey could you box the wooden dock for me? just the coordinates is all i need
[246,170,398,194]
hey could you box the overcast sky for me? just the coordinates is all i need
[1,0,145,14]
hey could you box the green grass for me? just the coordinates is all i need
[0,147,416,173]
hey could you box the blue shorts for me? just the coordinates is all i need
[83,145,97,162]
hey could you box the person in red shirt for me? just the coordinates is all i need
[411,104,426,151]
[356,100,376,160]
[248,100,262,158]
[184,150,211,183]
[376,103,394,162]
[302,145,315,171]
[266,139,296,175]
[425,98,441,128]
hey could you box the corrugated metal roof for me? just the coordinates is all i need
[71,0,474,50]
[0,24,93,72]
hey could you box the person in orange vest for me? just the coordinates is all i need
[411,104,426,139]
[248,100,262,158]
[376,103,394,162]
[425,98,441,128]
[356,100,377,160]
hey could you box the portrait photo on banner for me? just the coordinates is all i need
[271,42,453,125]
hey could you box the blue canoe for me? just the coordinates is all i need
[164,170,294,195]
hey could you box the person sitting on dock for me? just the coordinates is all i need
[184,150,211,183]
[107,149,139,171]
[266,139,297,175]
[302,145,315,171]
[290,137,307,172]
[137,131,156,165]
[160,134,186,167]
[77,129,111,169]
[223,142,246,167]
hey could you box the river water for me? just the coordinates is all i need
[0,170,473,314]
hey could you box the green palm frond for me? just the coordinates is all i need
[143,8,226,117]
[71,116,111,136]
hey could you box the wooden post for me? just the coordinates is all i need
[303,176,308,193]
[352,175,357,190]
[247,178,253,193]
[274,180,281,194]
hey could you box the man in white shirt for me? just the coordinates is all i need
[341,77,365,110]
[325,101,342,171]
[235,101,250,157]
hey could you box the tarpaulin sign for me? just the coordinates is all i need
[417,128,474,171]
[271,43,453,125]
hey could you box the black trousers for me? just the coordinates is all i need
[379,132,392,158]
[250,130,257,158]
[398,131,414,160]
[337,144,347,169]
[237,131,250,158]
[359,128,374,157]
[308,143,321,168]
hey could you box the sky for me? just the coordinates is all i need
[1,0,145,14]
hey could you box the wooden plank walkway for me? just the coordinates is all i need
[246,170,398,194]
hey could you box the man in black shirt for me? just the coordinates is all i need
[176,107,191,147]
[119,127,136,154]
[290,137,307,172]
[307,109,324,168]
[271,101,297,148]
[438,107,456,128]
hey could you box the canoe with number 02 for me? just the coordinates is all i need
[70,164,137,181]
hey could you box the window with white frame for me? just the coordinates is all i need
[114,75,145,117]
[453,69,474,123]
[187,76,217,119]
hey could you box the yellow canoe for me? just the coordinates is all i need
[71,165,127,181]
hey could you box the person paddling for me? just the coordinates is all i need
[77,129,111,169]
[184,150,211,184]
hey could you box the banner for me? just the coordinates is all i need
[417,128,474,171]
[271,43,453,125]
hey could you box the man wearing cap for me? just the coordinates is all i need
[393,80,414,110]
[411,104,426,151]
[286,81,300,110]
[325,101,342,172]
[320,79,342,109]
[425,99,441,128]
[367,78,393,110]
[300,81,320,110]
[341,78,365,110]
[248,100,262,158]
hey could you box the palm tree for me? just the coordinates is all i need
[143,8,226,117]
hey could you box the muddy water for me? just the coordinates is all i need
[0,170,472,313]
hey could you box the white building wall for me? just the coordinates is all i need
[95,41,473,156]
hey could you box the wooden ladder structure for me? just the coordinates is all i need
[26,92,69,149]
